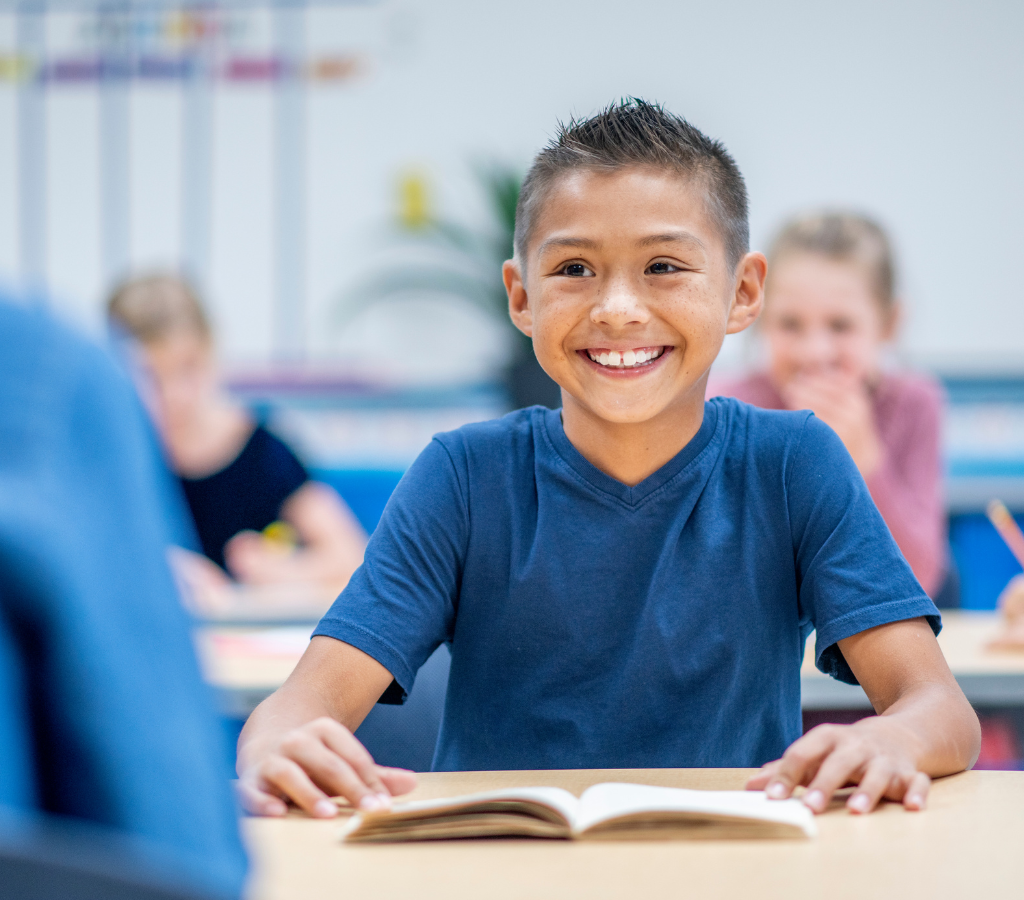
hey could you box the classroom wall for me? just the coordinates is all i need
[0,0,1022,378]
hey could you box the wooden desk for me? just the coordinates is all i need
[199,611,1024,718]
[802,610,1024,709]
[195,626,314,719]
[243,768,1024,900]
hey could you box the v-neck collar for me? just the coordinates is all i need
[541,401,722,509]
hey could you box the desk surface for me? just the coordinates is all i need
[199,611,1024,717]
[244,768,1024,900]
[801,610,1024,708]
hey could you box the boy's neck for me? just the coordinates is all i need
[560,382,709,487]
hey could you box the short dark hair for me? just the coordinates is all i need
[514,98,749,270]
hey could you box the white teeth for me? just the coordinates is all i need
[588,347,665,368]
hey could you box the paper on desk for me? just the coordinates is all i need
[574,783,818,837]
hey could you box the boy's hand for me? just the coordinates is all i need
[237,716,416,818]
[991,574,1024,649]
[747,716,931,814]
[747,618,980,816]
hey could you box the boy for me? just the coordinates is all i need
[237,100,979,819]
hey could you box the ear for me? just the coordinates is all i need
[504,259,533,337]
[726,251,767,335]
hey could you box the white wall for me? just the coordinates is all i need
[2,0,1022,375]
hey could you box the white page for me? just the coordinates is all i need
[378,786,580,824]
[574,783,817,837]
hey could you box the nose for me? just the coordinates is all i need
[590,275,650,329]
[794,327,838,372]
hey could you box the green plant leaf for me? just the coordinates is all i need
[336,159,524,331]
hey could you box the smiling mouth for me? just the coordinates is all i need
[583,346,668,369]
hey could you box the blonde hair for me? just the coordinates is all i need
[107,273,211,344]
[768,212,897,315]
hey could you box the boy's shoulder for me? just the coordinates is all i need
[431,399,824,471]
[0,297,128,401]
[0,298,135,437]
[709,394,818,445]
[432,405,548,456]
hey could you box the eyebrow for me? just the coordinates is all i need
[536,236,601,255]
[636,231,707,251]
[536,231,707,256]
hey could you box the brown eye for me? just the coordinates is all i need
[561,263,593,277]
[646,262,680,274]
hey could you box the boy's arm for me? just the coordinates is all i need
[236,636,417,817]
[747,617,980,813]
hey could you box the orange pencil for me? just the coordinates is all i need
[986,499,1024,570]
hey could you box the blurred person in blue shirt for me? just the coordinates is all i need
[0,295,247,897]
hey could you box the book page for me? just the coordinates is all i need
[342,786,580,842]
[574,783,817,838]
[382,786,579,822]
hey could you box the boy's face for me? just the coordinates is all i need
[504,167,764,427]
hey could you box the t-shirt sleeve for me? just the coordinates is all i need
[313,437,467,697]
[787,413,941,684]
[259,427,309,513]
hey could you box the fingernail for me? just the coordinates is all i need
[376,792,392,808]
[849,793,870,814]
[359,794,384,812]
[907,794,924,810]
[767,782,787,799]
[804,790,825,811]
[314,799,337,818]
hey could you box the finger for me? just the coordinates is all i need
[746,759,785,790]
[765,727,840,799]
[901,771,931,811]
[377,766,418,796]
[236,779,288,817]
[260,755,339,818]
[846,758,897,815]
[281,732,387,812]
[313,719,391,800]
[803,742,873,813]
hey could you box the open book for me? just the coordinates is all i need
[342,782,817,842]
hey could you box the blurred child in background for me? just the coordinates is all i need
[714,212,948,599]
[108,274,367,613]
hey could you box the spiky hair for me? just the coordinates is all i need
[514,98,749,269]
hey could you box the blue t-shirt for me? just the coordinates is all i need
[314,400,939,771]
[0,300,247,897]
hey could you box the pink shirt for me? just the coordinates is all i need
[711,371,946,597]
